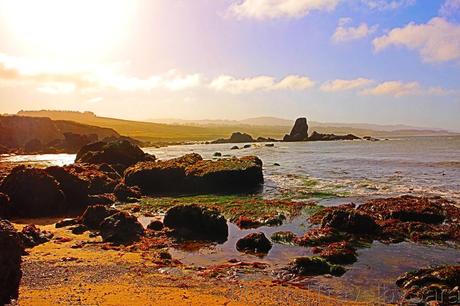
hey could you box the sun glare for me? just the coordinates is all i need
[1,0,137,60]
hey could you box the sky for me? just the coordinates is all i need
[0,0,460,131]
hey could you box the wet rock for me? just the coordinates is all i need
[0,166,66,217]
[271,231,296,244]
[213,152,222,157]
[396,265,460,305]
[20,224,53,248]
[264,214,285,226]
[99,211,145,244]
[70,224,89,235]
[243,144,251,149]
[0,219,23,305]
[265,143,274,147]
[163,205,228,242]
[287,256,346,277]
[363,136,380,142]
[55,218,79,228]
[147,220,164,231]
[76,140,155,170]
[236,232,272,254]
[124,154,263,194]
[79,205,118,230]
[235,216,263,229]
[308,131,360,141]
[283,117,308,142]
[295,227,346,246]
[312,241,357,264]
[113,183,141,202]
[273,163,280,166]
[45,165,89,210]
[0,192,10,218]
[321,210,379,235]
[231,146,239,150]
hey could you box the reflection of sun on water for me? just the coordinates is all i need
[1,0,137,60]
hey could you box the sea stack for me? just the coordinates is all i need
[283,117,308,141]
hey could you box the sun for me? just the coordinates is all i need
[1,0,137,61]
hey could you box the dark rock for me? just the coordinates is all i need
[71,224,88,235]
[273,163,280,166]
[396,265,460,305]
[243,144,251,149]
[0,219,23,305]
[231,146,239,150]
[271,231,296,244]
[20,224,53,248]
[55,218,79,228]
[0,166,66,217]
[308,131,360,141]
[45,166,89,210]
[321,210,379,234]
[213,132,255,144]
[76,140,155,169]
[287,256,346,277]
[213,152,222,157]
[79,205,118,230]
[124,154,263,194]
[236,232,272,254]
[113,183,141,202]
[265,143,274,147]
[235,216,263,229]
[295,227,346,246]
[283,117,308,142]
[363,136,380,141]
[264,214,285,226]
[312,241,357,264]
[163,205,228,242]
[99,211,144,244]
[61,164,120,195]
[88,194,116,205]
[147,220,164,231]
[0,192,11,218]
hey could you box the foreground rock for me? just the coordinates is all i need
[20,224,53,248]
[283,117,308,141]
[76,140,155,170]
[163,205,228,242]
[396,265,460,305]
[0,219,23,305]
[124,154,263,194]
[287,256,345,277]
[308,131,360,141]
[236,232,272,254]
[100,212,145,244]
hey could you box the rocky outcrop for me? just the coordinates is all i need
[163,205,228,242]
[396,265,460,305]
[321,210,379,234]
[308,131,360,141]
[0,219,23,305]
[236,232,272,254]
[283,117,308,141]
[124,154,263,194]
[76,140,155,170]
[212,132,255,144]
[0,166,66,217]
[99,212,144,244]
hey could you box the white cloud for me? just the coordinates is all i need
[229,0,340,19]
[209,74,314,94]
[332,18,378,43]
[320,78,373,92]
[360,81,456,97]
[0,53,202,94]
[361,0,416,10]
[373,17,460,63]
[439,0,460,17]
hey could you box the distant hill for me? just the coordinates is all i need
[18,110,456,142]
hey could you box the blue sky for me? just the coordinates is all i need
[0,0,459,130]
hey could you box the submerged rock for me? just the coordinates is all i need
[124,154,263,194]
[20,224,53,248]
[271,231,296,244]
[321,210,379,235]
[396,265,460,305]
[0,166,66,217]
[236,232,272,254]
[308,131,360,141]
[212,132,255,144]
[283,117,308,142]
[163,205,228,242]
[235,216,263,229]
[76,140,155,169]
[312,241,357,264]
[100,211,144,244]
[287,256,346,277]
[0,219,23,305]
[295,227,346,246]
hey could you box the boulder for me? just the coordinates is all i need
[321,210,379,235]
[75,140,155,169]
[45,166,89,210]
[79,205,118,230]
[20,224,53,248]
[212,132,255,144]
[99,211,144,244]
[0,219,23,305]
[147,220,164,231]
[59,164,120,195]
[308,131,360,141]
[236,232,272,254]
[163,205,228,242]
[396,265,460,304]
[287,256,345,277]
[113,183,141,202]
[0,166,66,217]
[124,154,263,194]
[283,117,308,142]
